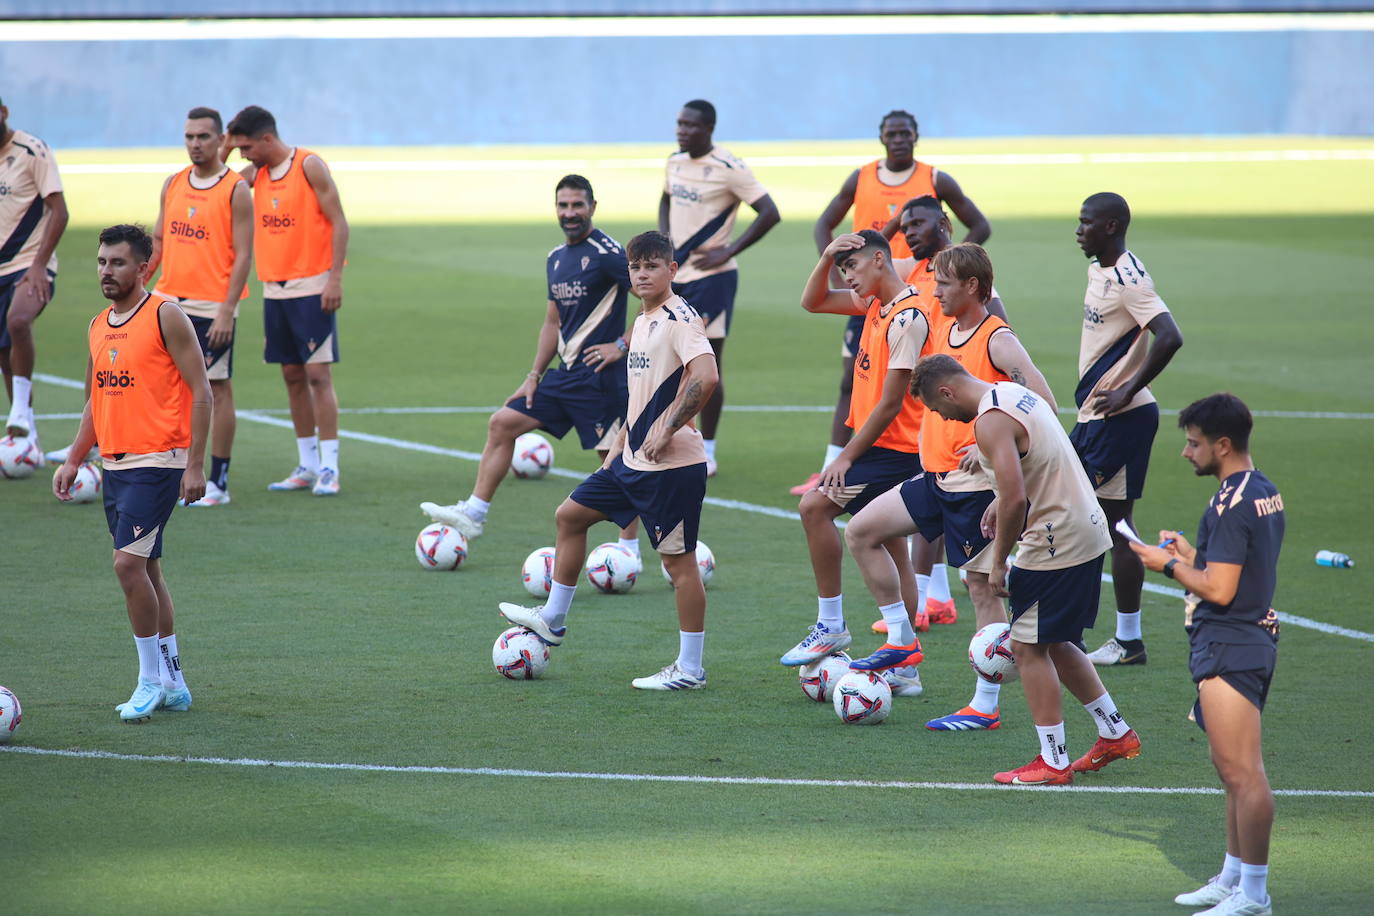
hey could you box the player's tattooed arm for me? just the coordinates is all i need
[669,379,706,430]
[643,352,719,463]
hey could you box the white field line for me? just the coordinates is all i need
[60,148,1374,176]
[34,373,1373,640]
[4,746,1370,798]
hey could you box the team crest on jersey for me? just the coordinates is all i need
[581,256,590,270]
[108,349,119,366]
[187,206,197,219]
[271,197,280,210]
[888,203,897,216]
[702,166,713,178]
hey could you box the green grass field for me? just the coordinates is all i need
[5,136,1374,914]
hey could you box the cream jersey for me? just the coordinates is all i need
[977,382,1111,570]
[622,295,715,472]
[0,129,64,276]
[664,145,769,285]
[1076,250,1170,422]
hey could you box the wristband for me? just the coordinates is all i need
[615,336,629,353]
[1163,558,1179,580]
[527,371,541,380]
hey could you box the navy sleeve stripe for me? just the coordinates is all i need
[1074,326,1142,409]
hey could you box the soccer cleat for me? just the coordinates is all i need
[1088,637,1148,666]
[117,678,165,723]
[1191,890,1272,916]
[926,597,958,625]
[160,685,193,711]
[884,665,924,697]
[185,480,230,507]
[45,444,100,466]
[849,639,924,671]
[993,754,1074,786]
[871,618,887,634]
[926,705,1001,731]
[498,602,566,646]
[1174,877,1236,908]
[312,467,340,496]
[780,623,853,666]
[789,472,822,496]
[267,465,318,491]
[1071,728,1142,772]
[420,500,486,539]
[631,662,706,691]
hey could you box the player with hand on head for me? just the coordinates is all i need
[913,354,1138,786]
[659,99,780,477]
[1132,394,1281,916]
[421,175,640,553]
[53,224,211,722]
[498,231,718,690]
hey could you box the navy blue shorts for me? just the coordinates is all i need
[901,472,996,569]
[1069,402,1159,501]
[826,445,922,517]
[0,268,56,349]
[189,314,235,381]
[673,270,738,339]
[263,295,338,365]
[1007,554,1105,644]
[841,314,865,359]
[508,364,628,451]
[103,467,182,559]
[568,454,706,555]
[1189,635,1277,730]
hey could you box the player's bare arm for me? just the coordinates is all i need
[52,357,99,501]
[974,408,1029,597]
[16,191,67,306]
[657,192,671,235]
[209,179,255,350]
[146,174,175,279]
[513,300,561,407]
[934,170,991,244]
[800,235,871,316]
[819,364,914,495]
[643,352,719,463]
[1131,541,1243,605]
[988,329,1057,411]
[159,301,214,504]
[1091,311,1184,416]
[601,426,627,469]
[303,154,349,313]
[813,169,860,254]
[691,193,781,271]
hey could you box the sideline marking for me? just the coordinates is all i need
[4,745,1370,798]
[34,374,1373,641]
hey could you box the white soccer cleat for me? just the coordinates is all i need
[267,465,318,491]
[884,665,924,697]
[631,662,706,691]
[160,685,193,711]
[5,404,30,439]
[45,444,101,465]
[186,480,230,507]
[780,622,853,666]
[1175,877,1236,908]
[1088,636,1148,666]
[420,500,485,539]
[498,602,565,646]
[312,467,340,496]
[1190,889,1271,916]
[116,678,165,723]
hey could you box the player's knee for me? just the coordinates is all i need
[842,519,878,553]
[487,409,523,441]
[111,551,147,585]
[798,493,834,527]
[553,499,593,533]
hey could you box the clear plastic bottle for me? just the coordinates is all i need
[1315,550,1354,568]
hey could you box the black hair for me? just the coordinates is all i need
[98,224,153,262]
[832,228,891,266]
[901,194,944,217]
[627,230,674,264]
[1082,191,1131,233]
[880,109,918,135]
[555,174,595,202]
[186,106,223,133]
[911,354,967,400]
[1179,393,1252,454]
[683,99,716,127]
[226,105,277,138]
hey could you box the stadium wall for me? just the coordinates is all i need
[4,16,1372,147]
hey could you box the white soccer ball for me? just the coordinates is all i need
[521,546,557,598]
[832,670,892,725]
[585,542,641,594]
[0,436,41,479]
[415,523,468,571]
[660,540,715,587]
[799,651,852,703]
[492,626,550,680]
[510,432,554,479]
[67,462,103,504]
[0,686,21,743]
[969,622,1019,683]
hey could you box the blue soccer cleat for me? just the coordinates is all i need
[849,639,924,671]
[925,705,1001,731]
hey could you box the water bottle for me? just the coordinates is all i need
[1315,550,1354,568]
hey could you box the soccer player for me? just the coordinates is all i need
[659,99,780,477]
[420,175,639,549]
[793,110,990,497]
[498,231,718,690]
[1072,192,1185,668]
[146,106,254,507]
[225,105,349,496]
[912,354,1139,786]
[1132,394,1282,916]
[53,224,211,722]
[1,96,69,446]
[904,243,1057,732]
[779,230,926,697]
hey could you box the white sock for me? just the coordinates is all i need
[879,600,915,646]
[319,438,339,472]
[158,634,186,690]
[618,536,641,557]
[541,581,576,629]
[970,676,1001,714]
[703,438,717,461]
[676,630,705,677]
[1083,691,1129,738]
[823,442,843,467]
[1035,722,1069,770]
[134,634,161,683]
[1116,610,1142,642]
[915,573,930,616]
[10,375,33,428]
[1219,853,1243,888]
[1239,863,1268,904]
[928,563,952,603]
[465,494,491,520]
[817,594,844,630]
[296,435,320,472]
